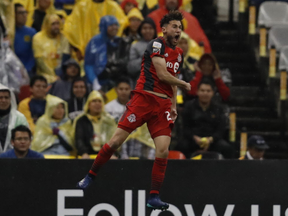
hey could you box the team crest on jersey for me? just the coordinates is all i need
[164,53,168,57]
[127,114,136,123]
[153,48,160,54]
[152,41,162,48]
[177,53,182,62]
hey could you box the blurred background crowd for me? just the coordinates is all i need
[0,0,287,160]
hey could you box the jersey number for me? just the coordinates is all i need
[165,111,172,121]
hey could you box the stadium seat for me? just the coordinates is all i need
[167,150,186,159]
[268,25,288,51]
[44,155,76,159]
[258,1,288,28]
[18,85,31,102]
[278,45,288,70]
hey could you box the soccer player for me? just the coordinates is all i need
[76,10,191,211]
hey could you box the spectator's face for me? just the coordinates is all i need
[38,0,51,10]
[15,6,28,26]
[249,147,265,160]
[165,0,178,10]
[0,91,11,110]
[52,103,65,120]
[141,23,155,41]
[73,81,86,98]
[178,38,189,57]
[88,99,102,116]
[164,20,182,47]
[124,3,135,15]
[12,131,31,152]
[116,82,131,102]
[197,84,214,104]
[50,20,60,36]
[30,80,47,99]
[66,65,80,79]
[129,17,142,33]
[107,24,119,38]
[200,59,214,76]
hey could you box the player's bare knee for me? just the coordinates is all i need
[156,148,169,157]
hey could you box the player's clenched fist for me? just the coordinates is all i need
[184,82,191,91]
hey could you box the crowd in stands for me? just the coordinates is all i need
[0,0,268,160]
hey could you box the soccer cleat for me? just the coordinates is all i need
[146,194,169,211]
[76,174,94,190]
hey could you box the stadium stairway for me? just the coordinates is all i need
[208,23,288,159]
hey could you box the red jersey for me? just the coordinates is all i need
[135,37,183,98]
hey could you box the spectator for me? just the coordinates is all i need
[33,14,70,84]
[105,77,132,123]
[74,91,116,158]
[0,84,29,154]
[31,94,73,155]
[63,0,128,57]
[0,37,30,93]
[67,77,89,120]
[14,3,37,77]
[187,53,230,102]
[239,135,269,160]
[0,125,44,158]
[148,0,211,53]
[85,16,127,92]
[177,32,201,83]
[18,75,48,134]
[122,8,143,43]
[30,0,53,32]
[120,0,138,15]
[49,59,81,101]
[105,77,155,159]
[176,79,233,158]
[127,17,157,87]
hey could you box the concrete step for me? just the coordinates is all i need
[231,107,277,118]
[236,118,282,131]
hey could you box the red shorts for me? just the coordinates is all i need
[118,90,174,139]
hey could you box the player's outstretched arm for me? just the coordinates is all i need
[152,56,191,91]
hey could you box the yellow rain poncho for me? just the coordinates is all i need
[32,14,70,83]
[127,123,155,149]
[73,91,117,153]
[127,7,144,21]
[32,94,74,153]
[63,0,128,56]
[1,0,14,41]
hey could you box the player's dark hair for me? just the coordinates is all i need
[30,75,48,87]
[11,125,32,140]
[14,3,24,14]
[197,77,216,90]
[115,76,132,87]
[160,10,184,27]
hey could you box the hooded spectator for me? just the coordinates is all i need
[18,75,48,134]
[120,0,138,15]
[73,90,116,158]
[127,17,157,87]
[33,14,70,84]
[122,8,143,42]
[14,3,37,77]
[187,53,230,102]
[67,77,90,120]
[148,0,211,53]
[0,84,29,154]
[85,16,127,92]
[49,59,81,101]
[32,94,74,155]
[63,0,128,57]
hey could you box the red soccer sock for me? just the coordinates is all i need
[89,143,115,177]
[150,157,168,194]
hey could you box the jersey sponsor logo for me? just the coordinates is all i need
[166,61,180,73]
[127,114,136,123]
[177,53,182,62]
[152,41,162,49]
